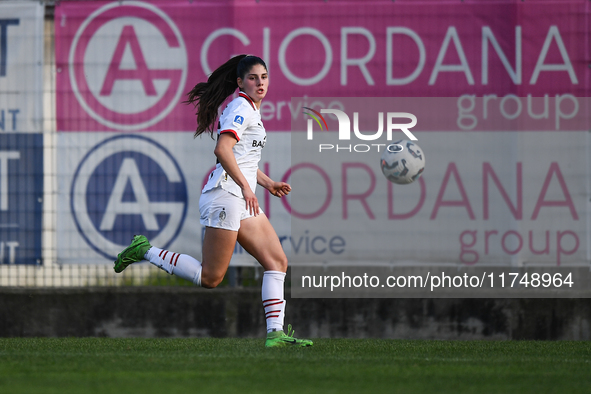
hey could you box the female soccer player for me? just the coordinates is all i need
[113,55,312,348]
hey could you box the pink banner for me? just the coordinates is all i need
[55,0,591,132]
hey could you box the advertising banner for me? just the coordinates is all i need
[0,134,43,265]
[0,1,44,265]
[0,1,44,133]
[55,0,589,132]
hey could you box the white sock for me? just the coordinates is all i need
[262,270,286,333]
[144,247,202,286]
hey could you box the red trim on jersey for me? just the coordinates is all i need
[162,251,169,262]
[263,299,280,303]
[266,315,279,319]
[266,310,281,315]
[239,92,256,111]
[159,250,165,257]
[169,253,177,265]
[173,253,180,266]
[219,129,240,141]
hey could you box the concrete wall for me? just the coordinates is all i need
[0,288,589,340]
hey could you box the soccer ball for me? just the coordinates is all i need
[380,140,425,184]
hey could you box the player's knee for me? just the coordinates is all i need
[276,255,288,273]
[200,272,224,289]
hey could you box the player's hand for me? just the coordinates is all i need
[269,182,291,198]
[242,187,260,216]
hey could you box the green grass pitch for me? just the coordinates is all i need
[0,338,590,393]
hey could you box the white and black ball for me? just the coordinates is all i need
[380,140,425,184]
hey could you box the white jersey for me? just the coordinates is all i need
[202,92,266,198]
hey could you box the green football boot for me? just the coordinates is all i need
[265,324,313,348]
[113,235,151,273]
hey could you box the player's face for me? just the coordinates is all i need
[237,64,268,108]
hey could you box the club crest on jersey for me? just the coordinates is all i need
[233,115,244,127]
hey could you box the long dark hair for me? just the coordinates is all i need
[185,55,267,138]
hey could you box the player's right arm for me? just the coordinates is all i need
[214,133,259,216]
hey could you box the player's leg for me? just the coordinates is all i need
[237,213,313,347]
[114,234,205,285]
[114,188,238,287]
[113,228,236,288]
[237,213,287,273]
[199,227,237,288]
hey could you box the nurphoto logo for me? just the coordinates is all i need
[303,107,418,153]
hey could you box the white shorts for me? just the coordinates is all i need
[199,187,262,231]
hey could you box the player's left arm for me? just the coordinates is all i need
[257,169,291,198]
